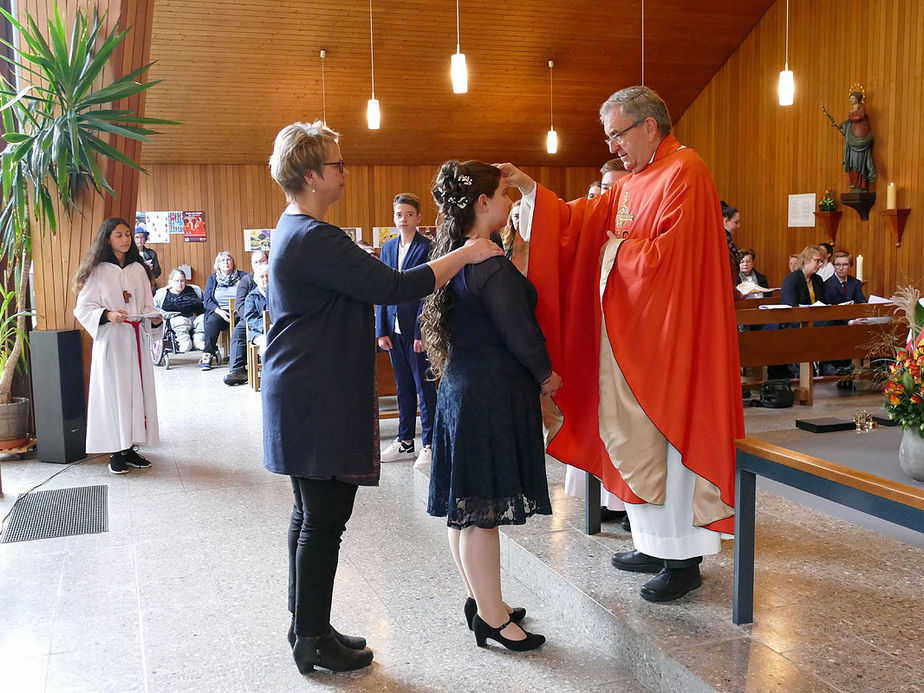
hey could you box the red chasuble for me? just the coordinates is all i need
[528,134,744,534]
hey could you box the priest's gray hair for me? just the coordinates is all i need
[269,120,341,202]
[600,86,672,136]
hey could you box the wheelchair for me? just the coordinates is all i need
[151,311,181,369]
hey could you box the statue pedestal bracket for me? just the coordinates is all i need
[881,208,911,247]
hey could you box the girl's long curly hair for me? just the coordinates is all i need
[419,160,501,377]
[73,217,151,292]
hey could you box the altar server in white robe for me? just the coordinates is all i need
[73,217,163,474]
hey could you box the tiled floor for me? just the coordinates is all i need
[0,357,921,692]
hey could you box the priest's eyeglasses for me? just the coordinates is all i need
[604,120,644,146]
[323,160,345,173]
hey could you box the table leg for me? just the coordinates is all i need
[733,464,756,624]
[585,473,601,535]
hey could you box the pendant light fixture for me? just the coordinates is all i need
[778,0,794,106]
[451,0,468,93]
[366,0,380,129]
[546,60,557,154]
[319,49,328,126]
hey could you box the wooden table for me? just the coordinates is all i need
[733,434,924,624]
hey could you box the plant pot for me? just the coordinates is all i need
[898,428,924,482]
[0,396,31,449]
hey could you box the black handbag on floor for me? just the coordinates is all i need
[758,380,794,408]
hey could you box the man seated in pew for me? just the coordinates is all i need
[243,264,269,355]
[821,251,866,382]
[824,252,866,305]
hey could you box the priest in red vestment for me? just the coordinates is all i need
[499,86,744,602]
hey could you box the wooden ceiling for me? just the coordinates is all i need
[141,0,774,167]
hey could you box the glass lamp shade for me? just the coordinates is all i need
[451,52,468,94]
[546,128,558,154]
[778,69,794,106]
[367,97,380,129]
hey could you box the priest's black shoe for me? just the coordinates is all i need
[292,630,373,674]
[472,614,545,651]
[620,514,631,532]
[288,618,366,650]
[611,549,662,573]
[599,508,627,523]
[639,565,702,602]
[464,597,525,631]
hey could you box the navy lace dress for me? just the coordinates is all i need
[428,255,553,529]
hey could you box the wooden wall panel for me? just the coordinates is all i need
[674,0,923,299]
[137,163,600,285]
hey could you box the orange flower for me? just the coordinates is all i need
[912,394,922,404]
[889,395,901,405]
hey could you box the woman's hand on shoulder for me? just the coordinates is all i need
[541,370,562,397]
[462,237,504,264]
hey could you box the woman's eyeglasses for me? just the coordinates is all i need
[323,160,345,174]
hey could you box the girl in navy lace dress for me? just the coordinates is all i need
[421,161,561,651]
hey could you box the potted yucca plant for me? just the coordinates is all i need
[0,4,174,446]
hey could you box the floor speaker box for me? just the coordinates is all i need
[31,329,86,463]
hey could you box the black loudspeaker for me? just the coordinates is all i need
[31,329,86,464]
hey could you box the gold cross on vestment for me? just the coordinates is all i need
[615,189,634,231]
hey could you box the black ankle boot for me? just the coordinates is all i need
[288,618,366,650]
[472,614,545,651]
[292,630,373,674]
[464,597,526,631]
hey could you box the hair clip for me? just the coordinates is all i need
[446,196,468,210]
[458,174,473,186]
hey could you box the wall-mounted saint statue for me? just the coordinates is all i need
[822,85,877,191]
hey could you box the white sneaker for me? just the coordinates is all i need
[381,438,415,462]
[414,446,432,468]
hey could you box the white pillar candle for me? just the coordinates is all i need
[887,182,897,209]
[856,254,864,281]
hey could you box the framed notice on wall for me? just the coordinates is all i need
[787,193,816,228]
[342,227,363,243]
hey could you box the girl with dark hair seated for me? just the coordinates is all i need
[421,160,561,652]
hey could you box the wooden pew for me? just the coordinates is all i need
[736,302,896,405]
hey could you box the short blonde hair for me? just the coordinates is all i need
[214,251,235,272]
[799,245,824,265]
[269,121,341,202]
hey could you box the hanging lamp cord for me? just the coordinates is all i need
[369,0,375,97]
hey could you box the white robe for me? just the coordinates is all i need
[74,261,162,453]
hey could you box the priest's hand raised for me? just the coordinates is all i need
[495,163,537,196]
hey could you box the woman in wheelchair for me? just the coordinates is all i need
[154,269,205,352]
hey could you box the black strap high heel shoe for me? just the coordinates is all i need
[288,618,366,650]
[472,614,545,651]
[464,597,526,631]
[292,630,374,674]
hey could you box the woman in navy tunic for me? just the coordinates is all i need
[264,124,502,675]
[421,161,561,652]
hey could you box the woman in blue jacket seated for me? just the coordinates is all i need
[262,121,502,675]
[201,251,242,370]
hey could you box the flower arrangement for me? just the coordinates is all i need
[884,347,924,437]
[883,286,924,437]
[818,190,838,211]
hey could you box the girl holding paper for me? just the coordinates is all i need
[74,218,162,474]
